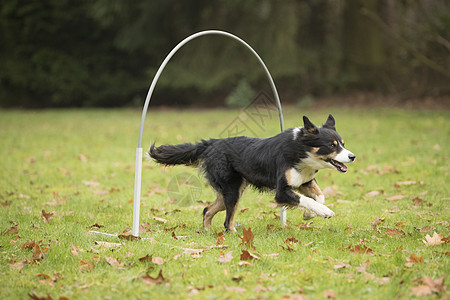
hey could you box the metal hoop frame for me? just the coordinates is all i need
[132,30,287,237]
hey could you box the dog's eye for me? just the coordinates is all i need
[330,143,336,148]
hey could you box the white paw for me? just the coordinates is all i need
[314,203,335,218]
[300,195,335,219]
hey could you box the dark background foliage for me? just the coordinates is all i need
[0,0,449,108]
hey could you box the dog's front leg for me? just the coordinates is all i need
[299,179,325,220]
[275,183,334,219]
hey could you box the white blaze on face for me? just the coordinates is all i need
[334,147,355,163]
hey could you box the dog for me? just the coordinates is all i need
[148,114,355,232]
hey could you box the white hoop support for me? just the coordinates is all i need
[132,30,286,237]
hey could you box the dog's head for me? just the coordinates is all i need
[299,114,355,173]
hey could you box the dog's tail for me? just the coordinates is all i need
[148,140,212,166]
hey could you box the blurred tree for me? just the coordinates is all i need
[0,0,448,107]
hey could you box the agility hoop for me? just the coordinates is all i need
[94,30,287,238]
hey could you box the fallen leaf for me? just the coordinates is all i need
[152,216,168,223]
[79,154,90,162]
[334,261,351,269]
[365,191,381,197]
[395,222,406,228]
[344,244,374,255]
[78,259,95,272]
[411,285,432,297]
[94,241,122,247]
[227,286,246,293]
[1,200,12,206]
[238,227,255,249]
[371,217,384,229]
[323,290,336,299]
[422,232,444,246]
[118,234,141,241]
[240,208,249,213]
[82,180,99,187]
[141,270,167,285]
[7,260,27,270]
[70,243,79,256]
[386,195,405,201]
[395,180,424,186]
[423,275,446,293]
[217,251,233,264]
[41,210,54,223]
[240,250,259,261]
[238,261,252,266]
[88,223,104,229]
[139,254,152,262]
[104,256,124,268]
[152,257,164,265]
[412,197,423,207]
[355,260,370,273]
[385,228,405,238]
[22,241,45,261]
[1,224,18,235]
[409,254,423,263]
[215,231,225,245]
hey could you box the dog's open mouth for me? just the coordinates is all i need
[327,159,348,173]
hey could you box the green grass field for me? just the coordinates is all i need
[0,107,449,299]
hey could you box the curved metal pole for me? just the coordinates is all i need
[133,30,286,236]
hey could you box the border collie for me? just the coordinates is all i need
[148,114,355,232]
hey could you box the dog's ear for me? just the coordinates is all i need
[303,116,319,135]
[323,114,336,131]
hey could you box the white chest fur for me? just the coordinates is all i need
[285,167,316,188]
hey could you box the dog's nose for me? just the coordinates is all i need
[348,153,355,161]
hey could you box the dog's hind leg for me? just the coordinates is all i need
[222,180,246,233]
[203,194,225,231]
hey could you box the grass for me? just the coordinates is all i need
[0,107,449,299]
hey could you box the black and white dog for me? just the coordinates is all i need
[149,114,355,232]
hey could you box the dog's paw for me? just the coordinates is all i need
[314,204,335,218]
[303,209,317,220]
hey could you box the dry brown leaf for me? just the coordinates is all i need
[386,195,405,201]
[82,180,99,187]
[118,234,141,241]
[152,257,164,265]
[94,241,122,248]
[227,286,246,293]
[240,250,259,261]
[79,260,95,272]
[152,216,168,223]
[422,232,444,246]
[371,216,384,229]
[411,285,433,297]
[70,243,79,256]
[365,191,381,197]
[7,260,27,270]
[333,261,351,269]
[41,210,54,223]
[215,231,225,245]
[104,256,124,268]
[217,251,233,264]
[385,228,405,238]
[409,254,424,263]
[139,254,152,262]
[141,270,167,285]
[1,224,18,235]
[323,290,336,299]
[238,227,255,249]
[355,260,370,273]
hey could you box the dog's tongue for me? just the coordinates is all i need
[339,163,348,172]
[334,161,348,173]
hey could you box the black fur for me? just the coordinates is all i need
[148,114,353,231]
